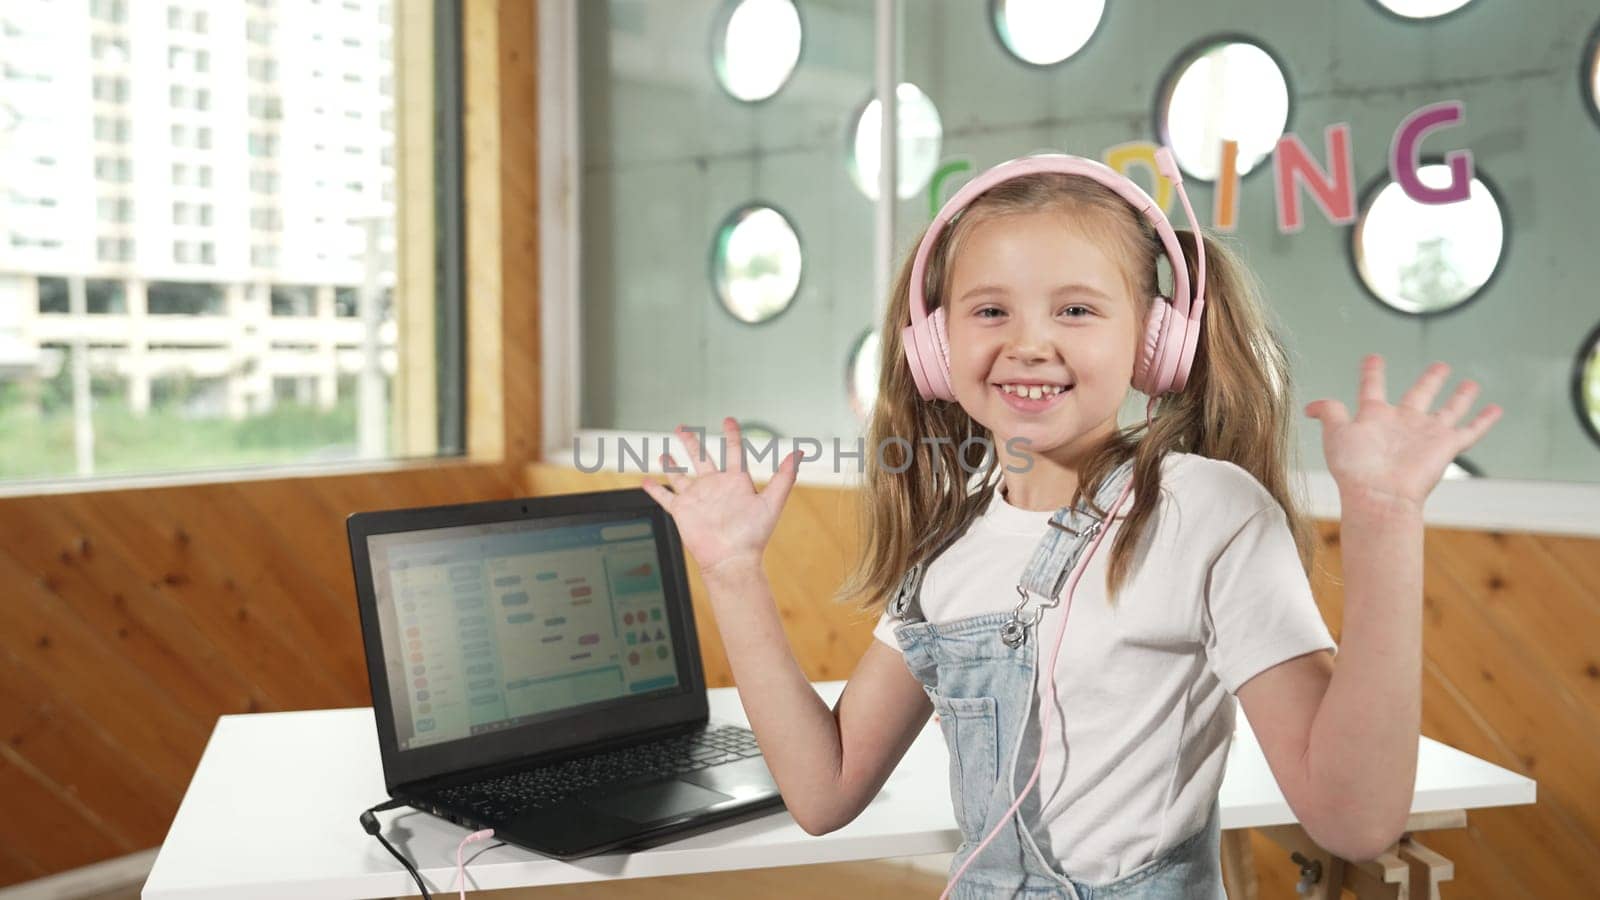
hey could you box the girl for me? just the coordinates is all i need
[640,150,1501,899]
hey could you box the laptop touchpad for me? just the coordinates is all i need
[589,780,734,824]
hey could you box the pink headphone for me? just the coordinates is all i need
[901,148,1207,400]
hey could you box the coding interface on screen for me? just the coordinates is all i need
[367,516,681,752]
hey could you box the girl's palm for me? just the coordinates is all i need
[1304,355,1502,510]
[640,418,801,575]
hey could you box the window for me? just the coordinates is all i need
[848,82,943,201]
[713,0,802,103]
[92,75,129,103]
[95,156,132,181]
[96,237,134,262]
[1577,321,1600,449]
[992,0,1105,67]
[147,281,223,315]
[1586,19,1600,129]
[711,205,803,324]
[0,0,465,486]
[92,36,129,63]
[96,116,131,142]
[248,58,278,81]
[847,330,880,422]
[271,285,317,317]
[38,278,130,314]
[1350,164,1506,316]
[248,132,278,156]
[1158,37,1291,181]
[91,0,128,22]
[97,197,133,223]
[250,170,280,194]
[1369,0,1475,19]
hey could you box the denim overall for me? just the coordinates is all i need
[889,462,1226,899]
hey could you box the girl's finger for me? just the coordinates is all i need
[1357,354,1388,411]
[722,417,746,475]
[1433,378,1479,426]
[1461,403,1503,446]
[1305,399,1350,428]
[675,425,715,476]
[660,452,691,492]
[761,450,801,514]
[1398,361,1450,413]
[640,477,674,512]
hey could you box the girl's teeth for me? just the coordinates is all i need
[1001,384,1063,399]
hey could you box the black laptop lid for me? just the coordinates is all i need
[347,488,709,793]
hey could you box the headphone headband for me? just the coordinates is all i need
[908,151,1199,333]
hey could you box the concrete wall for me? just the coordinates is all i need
[578,0,1600,482]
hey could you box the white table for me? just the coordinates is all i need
[142,680,1536,899]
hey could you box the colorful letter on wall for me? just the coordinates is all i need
[1273,124,1356,233]
[1390,100,1472,205]
[1213,140,1240,232]
[928,159,973,219]
[1103,141,1174,214]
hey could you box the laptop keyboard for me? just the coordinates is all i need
[431,725,762,821]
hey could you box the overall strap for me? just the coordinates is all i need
[888,488,995,622]
[1019,459,1136,599]
[997,459,1136,648]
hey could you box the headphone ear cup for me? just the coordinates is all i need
[928,307,952,394]
[1133,297,1171,396]
[902,306,956,402]
[901,321,935,400]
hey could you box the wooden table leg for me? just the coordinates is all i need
[1395,837,1454,900]
[1252,810,1463,900]
[1219,829,1258,900]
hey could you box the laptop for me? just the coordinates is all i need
[346,487,786,859]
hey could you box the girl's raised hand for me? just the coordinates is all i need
[1304,354,1502,514]
[640,417,803,577]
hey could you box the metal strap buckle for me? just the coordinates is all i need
[1048,513,1103,539]
[889,561,924,618]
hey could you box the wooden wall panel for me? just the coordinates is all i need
[0,464,527,887]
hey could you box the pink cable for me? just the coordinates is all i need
[455,828,495,899]
[939,397,1155,899]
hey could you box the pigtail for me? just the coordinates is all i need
[1073,229,1317,602]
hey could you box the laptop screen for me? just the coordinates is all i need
[366,514,682,752]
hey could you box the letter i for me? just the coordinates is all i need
[1213,140,1239,232]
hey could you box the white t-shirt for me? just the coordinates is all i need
[872,452,1337,884]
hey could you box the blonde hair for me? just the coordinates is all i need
[835,171,1316,614]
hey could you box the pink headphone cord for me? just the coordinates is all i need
[939,398,1155,899]
[455,828,496,899]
